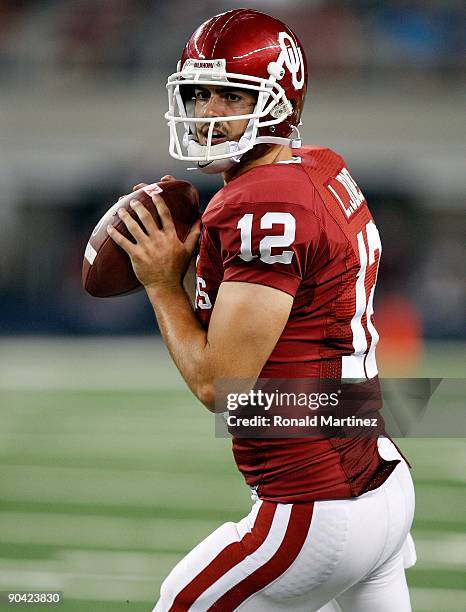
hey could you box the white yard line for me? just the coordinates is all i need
[0,463,243,509]
[0,337,185,391]
[410,587,466,612]
[412,533,466,569]
[0,568,160,602]
[0,432,218,459]
[0,512,219,551]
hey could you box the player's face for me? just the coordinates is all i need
[193,85,257,145]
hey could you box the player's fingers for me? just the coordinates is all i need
[184,219,202,254]
[152,195,175,232]
[132,182,147,191]
[107,224,135,254]
[129,199,159,234]
[117,206,147,242]
[160,175,175,182]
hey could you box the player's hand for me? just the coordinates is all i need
[107,194,201,291]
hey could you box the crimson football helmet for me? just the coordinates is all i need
[165,9,308,173]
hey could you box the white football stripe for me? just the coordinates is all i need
[190,504,293,611]
[84,242,97,264]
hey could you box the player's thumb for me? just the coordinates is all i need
[184,219,202,253]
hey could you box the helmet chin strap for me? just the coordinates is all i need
[187,139,242,174]
[186,128,301,174]
[195,157,237,174]
[256,130,302,149]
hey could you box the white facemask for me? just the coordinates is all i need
[165,59,301,174]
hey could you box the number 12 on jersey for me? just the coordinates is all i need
[237,212,296,264]
[343,220,382,380]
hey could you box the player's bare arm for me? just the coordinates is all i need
[108,195,292,410]
[150,281,292,409]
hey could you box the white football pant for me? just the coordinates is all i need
[153,436,416,611]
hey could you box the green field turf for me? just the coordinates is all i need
[0,339,465,611]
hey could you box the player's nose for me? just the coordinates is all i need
[202,93,225,118]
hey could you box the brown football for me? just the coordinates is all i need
[82,180,200,297]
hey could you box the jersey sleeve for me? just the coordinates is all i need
[211,201,320,297]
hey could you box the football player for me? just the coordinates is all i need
[108,9,416,611]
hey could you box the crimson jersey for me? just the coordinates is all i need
[195,146,399,502]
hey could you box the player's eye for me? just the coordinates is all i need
[224,92,241,102]
[194,89,210,102]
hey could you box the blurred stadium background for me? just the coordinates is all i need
[0,1,465,611]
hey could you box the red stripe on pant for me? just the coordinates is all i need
[169,502,277,611]
[209,503,314,611]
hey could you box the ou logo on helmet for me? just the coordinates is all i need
[277,31,305,91]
